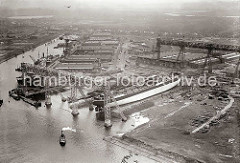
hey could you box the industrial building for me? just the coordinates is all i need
[53,31,120,72]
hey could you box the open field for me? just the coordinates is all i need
[120,85,239,162]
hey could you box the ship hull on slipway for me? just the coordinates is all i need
[93,78,181,107]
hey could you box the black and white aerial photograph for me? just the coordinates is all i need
[1,0,240,162]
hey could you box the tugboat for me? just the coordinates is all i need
[0,99,3,107]
[59,130,66,146]
[45,95,52,107]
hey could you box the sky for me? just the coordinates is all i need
[0,0,231,9]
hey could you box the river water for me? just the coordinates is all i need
[0,38,153,163]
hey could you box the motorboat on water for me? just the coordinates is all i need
[59,130,66,146]
[0,99,3,107]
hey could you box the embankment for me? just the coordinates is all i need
[0,33,61,64]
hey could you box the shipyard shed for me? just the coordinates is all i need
[54,63,95,72]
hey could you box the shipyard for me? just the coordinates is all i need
[1,0,240,163]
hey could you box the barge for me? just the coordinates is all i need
[20,96,41,108]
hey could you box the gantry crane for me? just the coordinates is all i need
[93,80,127,128]
[156,37,240,73]
[92,43,128,127]
[21,43,128,126]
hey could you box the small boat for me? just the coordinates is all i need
[59,131,66,146]
[9,90,20,101]
[0,99,3,107]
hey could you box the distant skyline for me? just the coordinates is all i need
[0,0,235,9]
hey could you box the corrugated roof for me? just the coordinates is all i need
[55,63,94,70]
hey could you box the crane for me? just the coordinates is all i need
[108,90,127,121]
[156,37,240,73]
[22,43,128,126]
[92,43,128,127]
[104,44,128,127]
[94,80,127,128]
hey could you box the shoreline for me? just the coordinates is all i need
[104,135,204,163]
[105,85,238,163]
[0,33,61,65]
[107,87,204,163]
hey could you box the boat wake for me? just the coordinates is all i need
[62,127,76,132]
